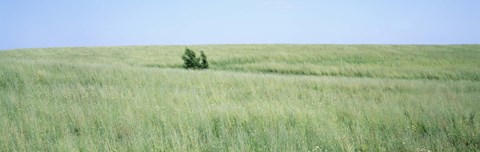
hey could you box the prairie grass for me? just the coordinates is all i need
[0,45,479,151]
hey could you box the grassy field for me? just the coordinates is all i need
[0,44,479,151]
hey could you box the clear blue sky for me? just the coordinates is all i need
[1,0,479,50]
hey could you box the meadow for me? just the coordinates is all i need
[0,44,479,151]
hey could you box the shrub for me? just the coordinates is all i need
[181,48,208,69]
[200,51,209,69]
[181,48,199,69]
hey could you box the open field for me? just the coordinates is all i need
[0,45,479,151]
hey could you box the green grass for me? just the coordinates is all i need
[0,44,479,151]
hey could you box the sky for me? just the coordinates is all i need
[1,0,479,50]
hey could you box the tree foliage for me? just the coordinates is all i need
[181,48,208,69]
[200,51,209,69]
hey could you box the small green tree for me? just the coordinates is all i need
[181,48,199,69]
[200,50,209,69]
[181,48,208,69]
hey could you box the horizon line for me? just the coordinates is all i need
[2,43,480,51]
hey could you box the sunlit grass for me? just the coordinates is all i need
[0,45,479,151]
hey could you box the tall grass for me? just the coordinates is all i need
[2,45,479,80]
[0,45,479,151]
